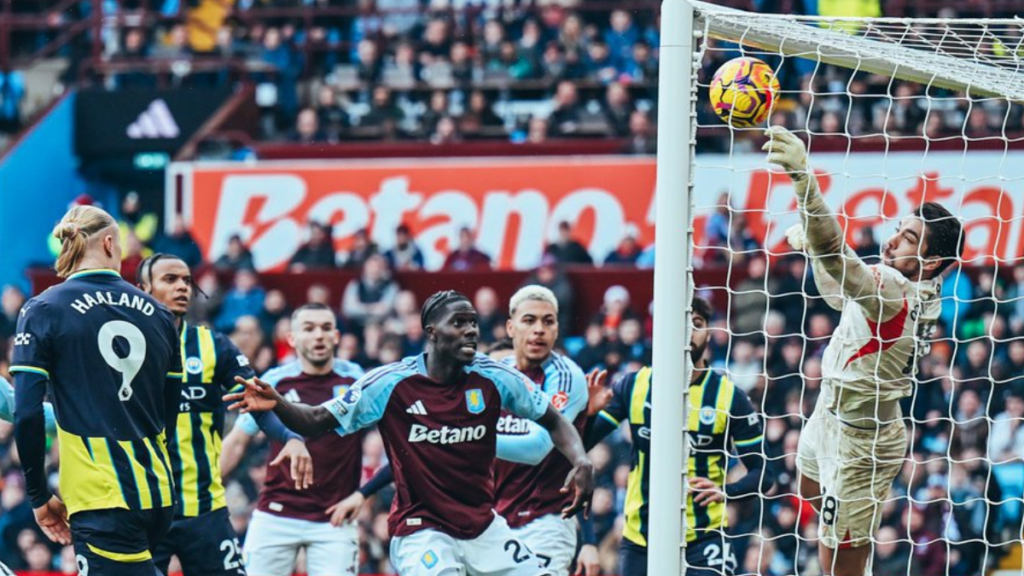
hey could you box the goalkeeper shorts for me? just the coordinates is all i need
[798,396,907,549]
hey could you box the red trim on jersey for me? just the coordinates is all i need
[838,529,857,549]
[844,299,909,368]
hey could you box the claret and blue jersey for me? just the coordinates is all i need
[322,352,549,540]
[493,351,589,527]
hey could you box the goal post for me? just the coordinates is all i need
[652,1,1024,575]
[649,0,697,574]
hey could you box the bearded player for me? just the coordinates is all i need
[765,127,963,576]
[220,303,365,576]
[585,296,772,576]
[225,291,593,575]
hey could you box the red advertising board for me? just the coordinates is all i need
[169,152,1024,271]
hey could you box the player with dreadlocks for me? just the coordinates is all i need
[136,253,313,576]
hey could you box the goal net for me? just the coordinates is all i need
[649,2,1024,575]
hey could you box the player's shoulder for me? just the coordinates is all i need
[17,293,52,321]
[713,371,756,412]
[870,264,910,290]
[544,351,586,392]
[205,325,241,353]
[469,352,528,385]
[260,362,304,387]
[357,355,419,391]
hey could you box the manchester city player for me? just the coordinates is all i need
[13,205,182,575]
[586,296,775,576]
[136,253,312,576]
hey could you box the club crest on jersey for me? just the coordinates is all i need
[421,550,439,569]
[185,356,204,375]
[342,386,362,405]
[699,406,716,426]
[333,385,349,398]
[551,391,569,411]
[466,389,485,414]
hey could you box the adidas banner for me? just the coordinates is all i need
[75,87,232,158]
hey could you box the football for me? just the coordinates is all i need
[709,56,780,127]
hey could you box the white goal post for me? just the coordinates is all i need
[651,1,1024,574]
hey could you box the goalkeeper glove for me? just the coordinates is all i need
[762,126,809,183]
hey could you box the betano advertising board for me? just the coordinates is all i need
[168,152,1024,271]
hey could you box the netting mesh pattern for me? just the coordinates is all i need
[680,7,1024,576]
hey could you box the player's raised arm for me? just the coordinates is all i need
[225,376,337,437]
[764,127,900,319]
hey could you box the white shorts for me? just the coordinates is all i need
[390,513,553,576]
[797,399,906,549]
[511,514,577,576]
[243,510,358,576]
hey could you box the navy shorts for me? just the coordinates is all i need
[152,507,245,576]
[619,533,736,576]
[70,507,173,576]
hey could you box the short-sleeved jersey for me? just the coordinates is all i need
[10,269,182,515]
[813,262,941,409]
[598,368,763,546]
[235,359,364,523]
[166,322,255,518]
[493,352,587,528]
[323,352,548,539]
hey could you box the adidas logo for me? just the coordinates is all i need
[126,99,180,139]
[406,400,428,416]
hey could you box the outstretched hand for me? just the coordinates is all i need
[224,376,281,414]
[762,126,809,182]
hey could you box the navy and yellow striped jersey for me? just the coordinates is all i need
[11,269,182,516]
[166,322,255,517]
[596,367,764,546]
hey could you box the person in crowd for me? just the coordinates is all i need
[215,235,255,271]
[152,215,204,269]
[383,224,425,271]
[214,269,266,334]
[545,221,592,266]
[442,227,491,271]
[290,221,338,271]
[341,254,399,334]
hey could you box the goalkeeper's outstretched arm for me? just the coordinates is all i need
[764,127,901,321]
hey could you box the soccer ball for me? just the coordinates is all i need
[709,57,780,128]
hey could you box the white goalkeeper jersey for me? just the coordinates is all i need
[812,259,941,411]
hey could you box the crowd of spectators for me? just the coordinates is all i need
[6,0,1024,155]
[1,191,1023,574]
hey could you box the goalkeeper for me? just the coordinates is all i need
[585,296,774,576]
[765,127,963,576]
